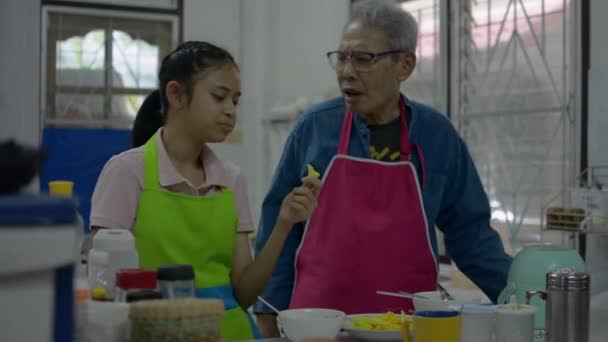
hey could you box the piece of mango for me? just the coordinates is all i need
[307,164,320,179]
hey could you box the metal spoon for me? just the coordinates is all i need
[376,290,430,300]
[437,283,455,301]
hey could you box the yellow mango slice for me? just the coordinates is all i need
[307,164,320,179]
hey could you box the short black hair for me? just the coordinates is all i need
[158,41,238,116]
[131,41,237,147]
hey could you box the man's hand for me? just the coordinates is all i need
[256,313,280,337]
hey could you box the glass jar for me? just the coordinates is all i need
[157,264,195,298]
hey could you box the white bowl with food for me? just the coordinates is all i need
[413,290,483,312]
[278,308,345,341]
[343,312,407,342]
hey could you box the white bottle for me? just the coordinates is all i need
[83,300,130,342]
[88,229,138,299]
[74,263,90,342]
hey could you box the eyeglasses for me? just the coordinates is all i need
[326,50,406,72]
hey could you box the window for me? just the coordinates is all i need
[400,0,448,113]
[453,0,578,241]
[42,5,179,128]
[67,0,180,10]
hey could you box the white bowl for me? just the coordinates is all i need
[413,290,483,312]
[278,308,346,341]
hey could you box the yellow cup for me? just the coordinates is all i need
[48,180,74,197]
[402,311,461,342]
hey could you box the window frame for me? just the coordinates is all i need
[41,0,184,16]
[451,0,581,238]
[41,4,180,128]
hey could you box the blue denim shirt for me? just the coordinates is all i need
[254,97,512,313]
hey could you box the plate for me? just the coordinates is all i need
[343,313,405,342]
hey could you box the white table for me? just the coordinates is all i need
[245,338,546,342]
[242,334,548,342]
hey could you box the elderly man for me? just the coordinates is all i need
[254,0,512,336]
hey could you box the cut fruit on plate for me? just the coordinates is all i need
[344,312,409,342]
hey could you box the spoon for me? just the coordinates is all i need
[257,296,281,314]
[437,283,455,301]
[376,290,430,300]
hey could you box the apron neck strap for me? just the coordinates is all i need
[337,109,354,155]
[397,97,412,160]
[143,134,161,190]
[338,95,412,159]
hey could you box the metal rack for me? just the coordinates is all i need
[541,165,608,258]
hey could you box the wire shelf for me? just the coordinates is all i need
[542,166,608,234]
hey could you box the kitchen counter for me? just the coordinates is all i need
[242,332,549,342]
[244,338,547,342]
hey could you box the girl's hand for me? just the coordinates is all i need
[276,176,321,229]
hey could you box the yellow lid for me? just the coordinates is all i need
[48,180,74,197]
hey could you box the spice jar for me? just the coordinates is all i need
[115,269,157,302]
[126,290,163,303]
[157,265,195,298]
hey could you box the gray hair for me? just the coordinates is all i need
[348,0,419,53]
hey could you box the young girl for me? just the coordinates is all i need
[90,41,321,340]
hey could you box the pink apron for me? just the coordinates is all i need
[289,99,438,314]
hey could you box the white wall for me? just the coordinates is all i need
[0,0,42,146]
[587,0,608,293]
[590,0,608,69]
[0,0,42,192]
[589,0,608,168]
[183,0,349,222]
[270,0,348,105]
[586,0,608,296]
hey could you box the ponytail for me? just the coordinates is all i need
[131,90,162,147]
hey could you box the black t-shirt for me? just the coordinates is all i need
[368,108,411,162]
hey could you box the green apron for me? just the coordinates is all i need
[133,135,259,341]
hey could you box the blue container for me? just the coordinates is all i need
[0,194,78,342]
